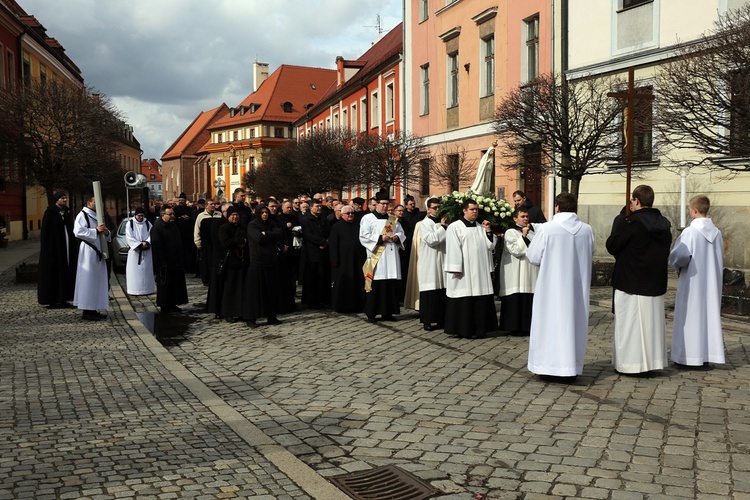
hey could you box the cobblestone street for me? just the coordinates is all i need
[2,241,750,499]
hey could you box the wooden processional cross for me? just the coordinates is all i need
[607,67,654,215]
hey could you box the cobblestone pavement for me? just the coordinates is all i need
[3,240,750,499]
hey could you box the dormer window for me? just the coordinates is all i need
[249,103,261,113]
[229,108,236,117]
[282,101,293,113]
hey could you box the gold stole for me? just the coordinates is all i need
[363,215,397,293]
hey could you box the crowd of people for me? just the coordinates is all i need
[36,185,727,381]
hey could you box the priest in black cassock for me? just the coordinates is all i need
[243,204,284,327]
[300,199,331,308]
[329,205,366,313]
[151,206,188,314]
[38,192,78,309]
[218,206,248,322]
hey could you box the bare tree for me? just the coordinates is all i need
[655,5,750,171]
[356,131,428,195]
[492,73,623,197]
[0,80,123,205]
[429,143,477,192]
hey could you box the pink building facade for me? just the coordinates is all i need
[404,0,553,211]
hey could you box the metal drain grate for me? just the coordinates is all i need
[329,464,441,499]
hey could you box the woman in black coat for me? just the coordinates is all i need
[243,204,284,327]
[218,206,247,322]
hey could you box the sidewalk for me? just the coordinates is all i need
[0,240,348,500]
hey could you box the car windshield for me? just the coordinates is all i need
[118,219,129,236]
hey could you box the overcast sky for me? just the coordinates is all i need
[21,0,402,161]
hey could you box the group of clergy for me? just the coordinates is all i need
[37,184,727,382]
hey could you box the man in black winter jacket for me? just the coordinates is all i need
[606,184,672,375]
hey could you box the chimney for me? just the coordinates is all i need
[253,62,269,92]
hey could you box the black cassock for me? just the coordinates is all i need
[151,218,188,310]
[37,205,78,306]
[218,221,247,320]
[329,220,366,313]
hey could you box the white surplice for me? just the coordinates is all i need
[498,225,539,297]
[444,219,496,298]
[125,218,155,296]
[417,217,446,292]
[526,212,594,376]
[613,291,667,372]
[359,213,406,280]
[73,207,111,311]
[669,217,725,365]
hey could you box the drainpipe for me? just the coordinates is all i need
[17,33,29,240]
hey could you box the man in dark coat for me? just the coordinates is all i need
[512,190,547,224]
[38,192,78,308]
[329,205,366,313]
[172,192,195,273]
[300,199,331,308]
[277,201,300,312]
[206,202,230,317]
[243,204,284,327]
[151,206,188,313]
[606,184,672,374]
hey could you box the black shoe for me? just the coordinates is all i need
[423,324,433,331]
[382,315,397,322]
[226,317,238,324]
[171,306,183,312]
[266,318,282,325]
[82,310,101,321]
[366,316,378,323]
[246,321,259,328]
[94,311,107,319]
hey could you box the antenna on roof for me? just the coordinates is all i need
[364,14,384,41]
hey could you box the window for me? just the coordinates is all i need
[250,128,256,138]
[621,0,652,9]
[217,159,223,175]
[333,113,339,128]
[275,127,284,138]
[419,0,429,22]
[233,130,239,141]
[622,86,653,162]
[386,82,395,123]
[481,35,495,97]
[420,159,431,196]
[22,53,30,87]
[524,15,539,83]
[150,174,156,180]
[6,51,15,89]
[342,109,348,129]
[0,45,5,89]
[351,104,358,132]
[231,157,238,175]
[282,101,293,113]
[419,64,430,116]
[39,64,47,85]
[447,52,459,108]
[217,133,223,143]
[360,98,367,130]
[371,91,380,128]
[729,70,750,156]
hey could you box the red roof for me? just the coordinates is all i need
[303,23,402,115]
[162,105,229,159]
[209,65,336,129]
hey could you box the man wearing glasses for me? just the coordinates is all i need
[416,198,448,331]
[150,207,188,314]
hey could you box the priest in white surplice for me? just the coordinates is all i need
[444,199,498,339]
[359,193,406,322]
[73,195,111,321]
[527,193,594,379]
[605,185,672,374]
[417,198,447,331]
[125,207,156,296]
[669,195,725,366]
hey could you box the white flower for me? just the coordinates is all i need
[484,206,490,212]
[494,211,499,217]
[478,204,484,210]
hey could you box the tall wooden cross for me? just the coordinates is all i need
[608,67,654,215]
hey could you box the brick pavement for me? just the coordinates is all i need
[3,239,750,499]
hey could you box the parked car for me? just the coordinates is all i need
[111,217,132,271]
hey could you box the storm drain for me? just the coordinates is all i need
[329,464,441,499]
